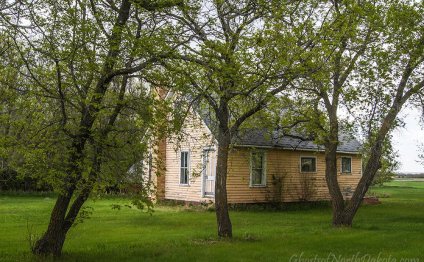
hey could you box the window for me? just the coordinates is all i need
[180,151,189,184]
[341,157,352,174]
[301,157,316,173]
[250,151,266,186]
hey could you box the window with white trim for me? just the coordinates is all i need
[180,151,189,184]
[341,157,352,174]
[250,151,266,186]
[301,157,316,173]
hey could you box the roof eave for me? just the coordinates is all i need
[233,144,361,155]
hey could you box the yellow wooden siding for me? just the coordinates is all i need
[226,148,362,203]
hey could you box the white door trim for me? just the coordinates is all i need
[202,147,216,198]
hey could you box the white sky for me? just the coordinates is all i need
[392,107,424,173]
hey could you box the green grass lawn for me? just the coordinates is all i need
[0,181,423,262]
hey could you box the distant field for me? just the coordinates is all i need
[394,178,424,182]
[0,181,423,262]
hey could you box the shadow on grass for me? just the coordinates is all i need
[228,201,332,212]
[192,232,262,246]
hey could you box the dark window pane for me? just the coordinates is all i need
[180,152,189,184]
[301,157,316,172]
[251,152,265,185]
[252,169,262,185]
[180,168,184,183]
[180,168,188,184]
[251,153,263,169]
[342,157,351,173]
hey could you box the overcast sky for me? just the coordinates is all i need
[392,107,424,173]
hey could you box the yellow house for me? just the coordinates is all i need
[152,109,362,204]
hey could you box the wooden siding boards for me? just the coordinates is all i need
[164,110,216,202]
[161,110,362,204]
[226,148,361,203]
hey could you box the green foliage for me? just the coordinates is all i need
[288,0,423,182]
[0,168,52,191]
[1,0,174,195]
[158,1,320,135]
[73,206,94,227]
[367,136,399,186]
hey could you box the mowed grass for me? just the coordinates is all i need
[0,181,423,262]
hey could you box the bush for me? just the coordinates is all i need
[372,170,395,186]
[0,168,51,192]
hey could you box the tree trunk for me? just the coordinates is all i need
[327,105,400,226]
[336,137,385,226]
[323,111,349,227]
[215,127,232,237]
[32,193,73,256]
[325,142,348,227]
[32,184,93,256]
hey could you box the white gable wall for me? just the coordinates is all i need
[165,109,216,202]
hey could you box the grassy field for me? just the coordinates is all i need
[0,181,423,262]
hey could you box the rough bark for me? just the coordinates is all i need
[32,137,86,256]
[335,107,400,226]
[323,107,350,226]
[329,92,405,226]
[340,140,384,225]
[32,185,94,256]
[215,130,232,237]
[32,193,73,256]
[325,141,346,226]
[214,102,232,238]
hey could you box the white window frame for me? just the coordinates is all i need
[179,150,190,186]
[341,156,352,174]
[300,156,317,173]
[250,150,267,187]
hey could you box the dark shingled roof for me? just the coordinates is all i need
[233,129,362,154]
[195,105,361,154]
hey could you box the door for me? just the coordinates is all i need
[202,149,216,197]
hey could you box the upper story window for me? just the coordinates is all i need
[341,157,352,174]
[250,151,266,186]
[300,157,316,173]
[180,151,189,185]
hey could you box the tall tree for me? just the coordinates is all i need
[304,0,383,226]
[340,0,423,226]
[1,0,180,256]
[162,0,321,237]
[298,0,423,226]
